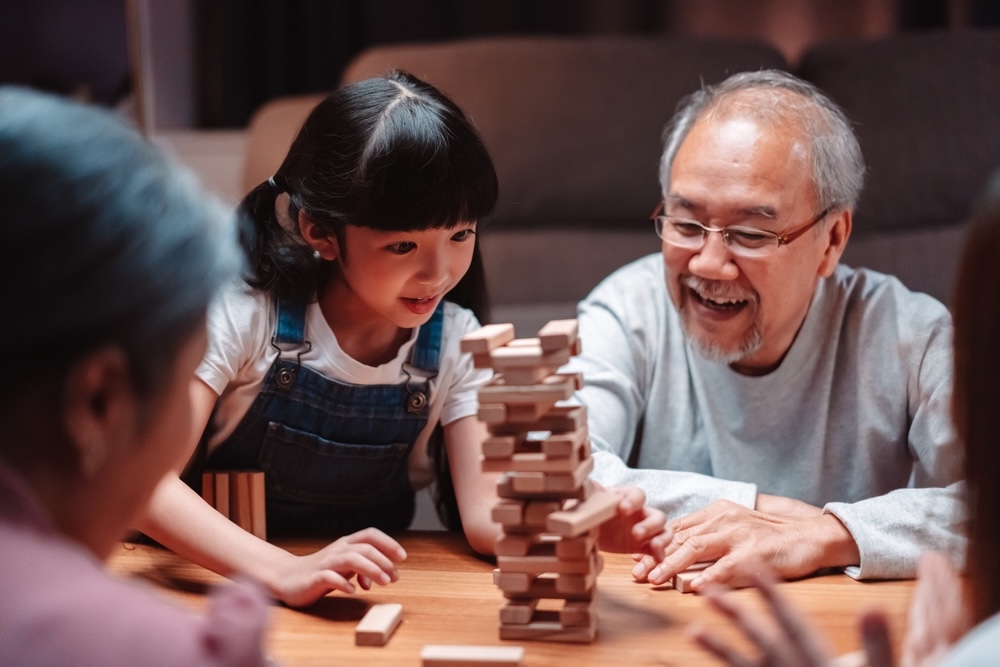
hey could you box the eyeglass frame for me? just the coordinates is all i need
[650,201,832,256]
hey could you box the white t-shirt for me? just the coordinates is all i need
[196,281,490,489]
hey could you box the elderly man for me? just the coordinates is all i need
[573,70,963,590]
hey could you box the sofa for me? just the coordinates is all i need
[241,31,1000,334]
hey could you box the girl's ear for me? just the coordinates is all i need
[61,347,137,478]
[298,211,339,261]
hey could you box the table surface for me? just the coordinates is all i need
[107,531,914,666]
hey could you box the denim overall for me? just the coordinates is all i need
[205,298,444,536]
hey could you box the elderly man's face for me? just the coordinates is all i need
[662,112,847,374]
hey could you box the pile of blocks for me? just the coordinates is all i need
[461,320,618,643]
[201,470,267,540]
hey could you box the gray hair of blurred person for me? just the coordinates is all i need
[0,86,240,401]
[659,69,865,216]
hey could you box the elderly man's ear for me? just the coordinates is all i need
[817,209,852,278]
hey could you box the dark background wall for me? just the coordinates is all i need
[2,0,998,128]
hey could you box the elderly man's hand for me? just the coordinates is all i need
[630,499,860,590]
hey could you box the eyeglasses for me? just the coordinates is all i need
[651,202,831,258]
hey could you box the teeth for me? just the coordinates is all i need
[705,295,743,305]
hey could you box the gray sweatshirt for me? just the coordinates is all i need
[571,254,965,579]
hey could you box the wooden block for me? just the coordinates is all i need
[477,373,579,405]
[546,489,619,537]
[501,366,557,385]
[500,573,595,601]
[539,429,589,458]
[482,435,519,459]
[230,472,254,533]
[488,405,587,435]
[201,472,215,506]
[249,471,266,540]
[673,562,713,594]
[559,600,595,627]
[497,550,601,576]
[214,472,230,519]
[420,644,524,667]
[497,474,593,501]
[505,402,553,423]
[488,345,571,371]
[509,457,594,494]
[493,570,534,594]
[554,530,599,559]
[830,650,868,667]
[522,500,565,526]
[490,499,524,526]
[537,319,578,352]
[499,598,539,625]
[494,533,536,557]
[478,402,553,424]
[460,323,516,353]
[480,446,584,474]
[477,403,508,423]
[355,602,403,646]
[499,613,597,643]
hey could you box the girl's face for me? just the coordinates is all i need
[332,222,477,329]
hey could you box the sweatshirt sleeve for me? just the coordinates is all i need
[824,302,966,579]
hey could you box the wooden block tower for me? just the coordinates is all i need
[460,320,618,643]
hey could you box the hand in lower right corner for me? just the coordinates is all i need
[268,528,407,607]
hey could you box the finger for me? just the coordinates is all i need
[310,570,355,597]
[687,621,759,667]
[322,544,401,581]
[859,609,895,667]
[612,485,645,514]
[647,532,730,585]
[747,569,829,660]
[336,528,408,561]
[327,551,400,585]
[357,574,373,591]
[702,584,777,653]
[631,553,659,582]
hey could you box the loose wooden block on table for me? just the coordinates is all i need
[673,562,713,594]
[355,602,403,646]
[421,644,525,667]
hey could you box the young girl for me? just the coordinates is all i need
[140,71,669,608]
[0,87,268,664]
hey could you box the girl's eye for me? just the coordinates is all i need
[387,241,416,254]
[452,228,476,242]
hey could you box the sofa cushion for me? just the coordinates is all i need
[799,29,1000,234]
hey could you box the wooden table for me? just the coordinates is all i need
[107,531,913,666]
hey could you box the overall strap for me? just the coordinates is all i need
[273,298,307,346]
[409,302,445,373]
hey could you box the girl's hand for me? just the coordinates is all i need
[689,565,896,667]
[900,551,971,667]
[595,483,672,559]
[269,528,407,607]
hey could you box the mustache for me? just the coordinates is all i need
[682,275,758,303]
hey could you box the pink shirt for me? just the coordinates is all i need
[0,463,272,666]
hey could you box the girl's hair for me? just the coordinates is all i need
[952,171,1000,625]
[239,70,499,323]
[660,70,865,215]
[0,86,239,403]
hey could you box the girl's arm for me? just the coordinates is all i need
[444,415,503,555]
[137,378,407,608]
[444,416,671,558]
